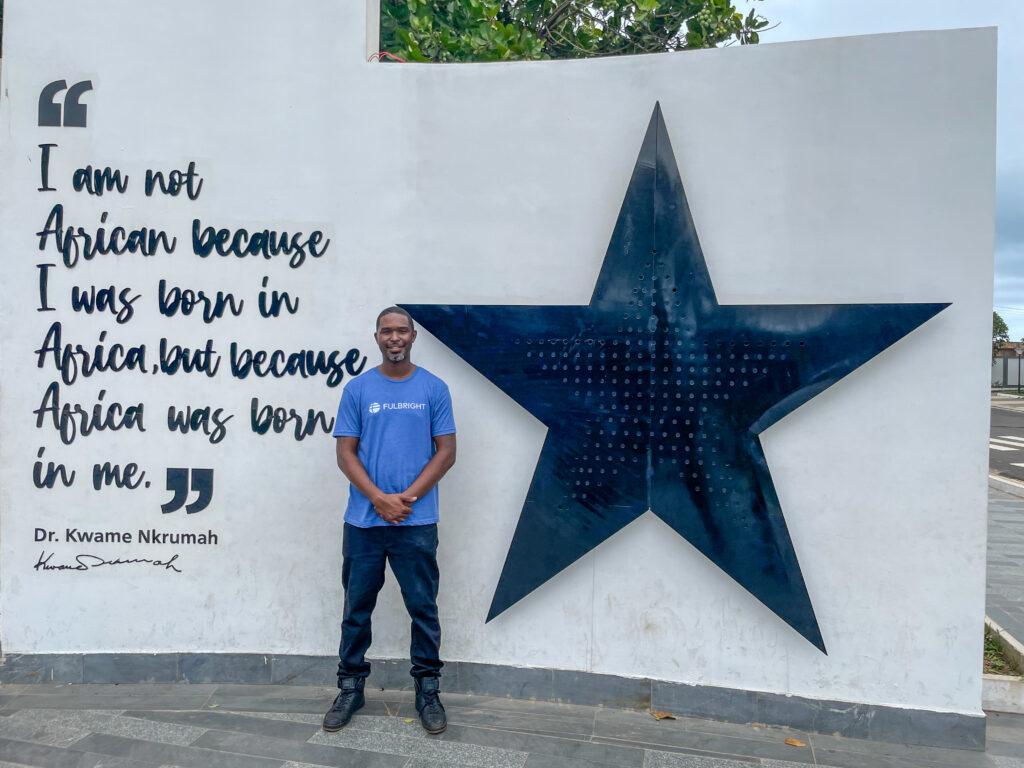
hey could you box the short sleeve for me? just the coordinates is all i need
[333,382,362,437]
[430,382,456,437]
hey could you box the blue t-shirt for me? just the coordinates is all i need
[333,366,456,527]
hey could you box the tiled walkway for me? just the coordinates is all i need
[0,484,1022,767]
[989,485,1024,643]
[0,682,1021,768]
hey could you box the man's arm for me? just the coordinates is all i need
[403,433,457,501]
[336,436,416,524]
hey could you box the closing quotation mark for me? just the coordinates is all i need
[161,468,214,514]
[38,79,93,127]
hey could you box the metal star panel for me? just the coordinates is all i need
[403,105,949,653]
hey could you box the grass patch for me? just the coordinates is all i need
[985,626,1022,676]
[993,388,1024,398]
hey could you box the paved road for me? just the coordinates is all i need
[991,397,1024,483]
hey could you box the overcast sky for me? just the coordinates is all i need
[756,0,1024,340]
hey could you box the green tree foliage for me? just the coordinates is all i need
[380,0,769,62]
[994,311,1010,362]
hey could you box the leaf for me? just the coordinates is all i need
[785,738,807,748]
[405,718,415,723]
[651,711,676,720]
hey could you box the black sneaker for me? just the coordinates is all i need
[414,676,447,734]
[323,677,365,731]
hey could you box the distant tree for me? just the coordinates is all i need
[380,0,769,63]
[994,311,1010,362]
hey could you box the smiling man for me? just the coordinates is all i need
[324,306,457,734]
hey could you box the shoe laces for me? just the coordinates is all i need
[331,690,358,710]
[420,690,443,710]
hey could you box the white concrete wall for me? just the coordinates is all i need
[0,1,995,717]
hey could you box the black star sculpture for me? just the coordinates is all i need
[403,104,948,653]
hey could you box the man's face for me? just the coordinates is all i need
[375,313,417,363]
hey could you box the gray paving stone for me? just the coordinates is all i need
[991,757,1024,768]
[991,713,1024,731]
[311,725,530,767]
[594,709,808,751]
[442,692,598,718]
[70,732,284,768]
[642,752,759,767]
[0,735,156,768]
[227,710,325,725]
[345,714,431,738]
[0,708,102,747]
[814,748,982,768]
[438,722,644,766]
[992,740,1024,760]
[445,705,595,737]
[4,692,212,711]
[211,684,332,698]
[589,726,815,765]
[62,710,206,746]
[193,728,434,766]
[594,707,809,745]
[364,687,415,703]
[123,708,319,740]
[989,489,1024,647]
[208,693,391,716]
[521,752,635,768]
[650,683,758,728]
[810,732,991,767]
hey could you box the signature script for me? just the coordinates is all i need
[34,551,182,573]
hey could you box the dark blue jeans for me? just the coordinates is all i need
[337,522,442,685]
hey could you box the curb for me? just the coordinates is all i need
[989,474,1024,499]
[984,616,1024,714]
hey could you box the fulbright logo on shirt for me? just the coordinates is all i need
[367,401,427,414]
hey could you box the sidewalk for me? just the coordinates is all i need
[0,488,1021,768]
[989,484,1024,644]
[0,682,1022,768]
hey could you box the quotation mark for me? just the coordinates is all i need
[161,468,214,514]
[38,79,93,127]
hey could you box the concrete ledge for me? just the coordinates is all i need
[984,616,1024,714]
[0,653,985,750]
[989,473,1024,498]
[984,674,1024,714]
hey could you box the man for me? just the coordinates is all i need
[324,306,457,735]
